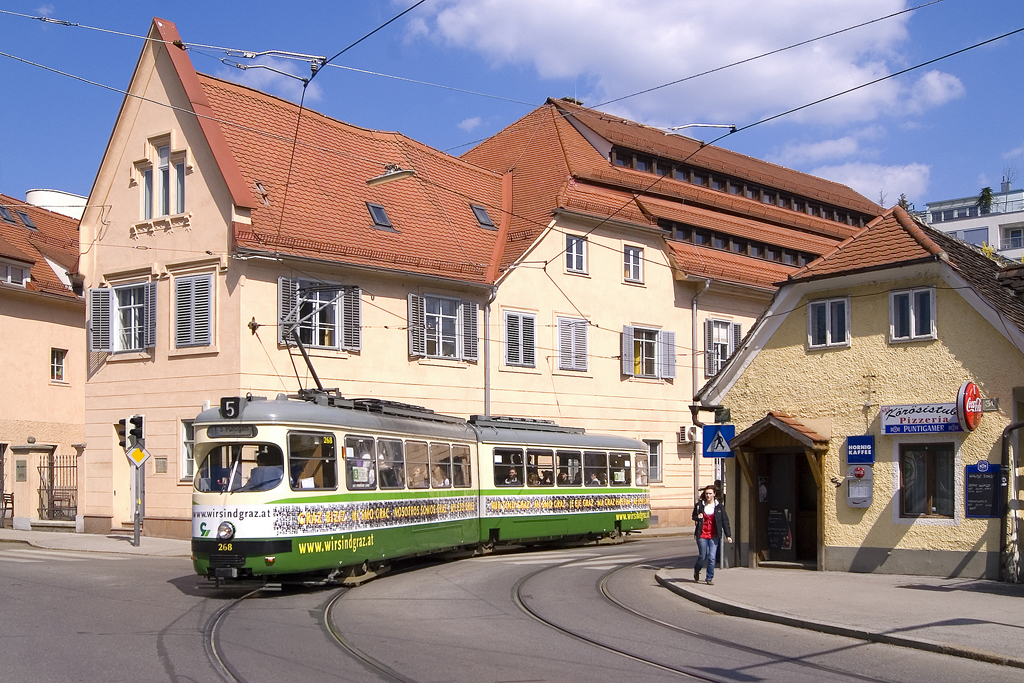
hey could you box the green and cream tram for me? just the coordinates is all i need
[192,393,650,583]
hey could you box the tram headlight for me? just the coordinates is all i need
[217,521,236,541]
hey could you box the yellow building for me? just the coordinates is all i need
[697,207,1024,579]
[0,193,84,530]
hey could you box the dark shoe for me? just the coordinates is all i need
[694,568,700,582]
[706,579,714,585]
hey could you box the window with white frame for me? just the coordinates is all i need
[88,281,157,352]
[644,439,662,483]
[181,420,195,480]
[624,245,643,283]
[566,234,587,273]
[139,141,186,220]
[408,294,478,361]
[278,277,361,351]
[557,317,588,371]
[621,326,675,379]
[174,273,213,348]
[705,319,742,377]
[505,311,536,367]
[50,348,67,382]
[1,261,28,286]
[890,287,935,342]
[899,442,953,517]
[808,297,850,348]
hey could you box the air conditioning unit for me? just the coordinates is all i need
[678,426,700,443]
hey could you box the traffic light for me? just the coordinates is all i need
[128,414,145,447]
[115,418,128,451]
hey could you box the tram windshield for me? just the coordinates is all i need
[194,443,284,493]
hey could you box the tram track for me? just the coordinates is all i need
[204,587,265,683]
[512,544,900,683]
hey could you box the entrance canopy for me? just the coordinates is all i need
[731,412,830,453]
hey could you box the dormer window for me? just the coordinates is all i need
[471,205,496,230]
[1,262,28,286]
[367,202,395,231]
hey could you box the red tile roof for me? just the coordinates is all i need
[665,238,797,291]
[0,194,80,299]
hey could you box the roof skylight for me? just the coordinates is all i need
[366,202,395,231]
[0,206,15,224]
[471,205,497,230]
[16,211,37,230]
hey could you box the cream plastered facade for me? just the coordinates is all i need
[0,284,85,526]
[712,262,1024,577]
[487,213,769,526]
[76,29,774,537]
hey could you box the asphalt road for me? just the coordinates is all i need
[1,538,1020,682]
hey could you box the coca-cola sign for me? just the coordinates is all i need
[957,381,983,431]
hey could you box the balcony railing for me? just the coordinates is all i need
[1000,236,1024,251]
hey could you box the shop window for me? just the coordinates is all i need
[899,443,954,517]
[808,297,849,348]
[890,287,935,342]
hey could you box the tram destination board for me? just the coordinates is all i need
[965,462,1001,518]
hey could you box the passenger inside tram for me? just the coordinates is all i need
[504,468,520,485]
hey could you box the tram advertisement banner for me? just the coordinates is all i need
[193,491,648,538]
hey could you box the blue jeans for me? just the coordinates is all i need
[695,536,719,580]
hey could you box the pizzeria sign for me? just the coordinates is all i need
[881,382,983,434]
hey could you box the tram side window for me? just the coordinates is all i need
[406,441,430,489]
[451,444,472,487]
[494,448,523,486]
[634,453,649,487]
[609,452,631,486]
[194,443,284,493]
[527,449,554,486]
[556,450,582,486]
[378,438,405,489]
[430,443,452,488]
[345,435,377,490]
[584,451,608,486]
[289,432,338,490]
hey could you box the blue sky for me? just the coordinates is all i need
[1,0,1022,209]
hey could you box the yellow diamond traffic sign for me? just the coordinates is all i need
[126,445,152,468]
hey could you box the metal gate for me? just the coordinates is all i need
[37,453,77,520]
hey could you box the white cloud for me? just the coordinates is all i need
[811,162,930,205]
[1004,142,1024,159]
[774,136,860,165]
[36,5,54,17]
[458,116,482,132]
[214,57,323,104]
[903,70,965,115]
[410,0,955,127]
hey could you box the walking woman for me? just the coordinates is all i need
[692,485,732,585]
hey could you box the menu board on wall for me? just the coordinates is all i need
[965,462,1001,519]
[767,509,792,550]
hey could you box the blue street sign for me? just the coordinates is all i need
[703,424,735,458]
[846,435,875,465]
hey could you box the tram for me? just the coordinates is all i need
[191,392,651,583]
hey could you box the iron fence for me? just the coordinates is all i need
[37,453,77,521]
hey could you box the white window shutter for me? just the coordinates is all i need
[342,286,361,351]
[521,315,536,367]
[462,300,479,361]
[506,313,521,366]
[558,318,573,370]
[408,293,425,357]
[659,330,676,379]
[573,320,588,371]
[143,281,158,349]
[278,277,298,344]
[88,288,113,352]
[621,325,634,376]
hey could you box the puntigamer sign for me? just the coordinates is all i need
[882,382,983,435]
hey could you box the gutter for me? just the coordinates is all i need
[691,277,711,493]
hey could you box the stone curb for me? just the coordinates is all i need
[655,571,1024,670]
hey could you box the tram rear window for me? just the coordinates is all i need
[345,435,377,490]
[609,452,630,486]
[557,450,582,486]
[194,443,284,493]
[451,444,472,488]
[527,449,554,486]
[634,453,649,486]
[289,432,337,490]
[406,441,430,489]
[494,448,523,486]
[584,451,607,486]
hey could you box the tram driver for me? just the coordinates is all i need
[242,447,284,491]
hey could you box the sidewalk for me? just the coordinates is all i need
[0,527,191,557]
[656,562,1024,669]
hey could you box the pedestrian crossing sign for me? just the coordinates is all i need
[702,425,735,458]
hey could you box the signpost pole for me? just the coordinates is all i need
[133,466,142,547]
